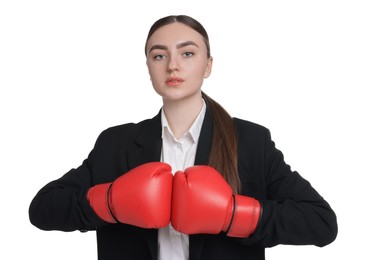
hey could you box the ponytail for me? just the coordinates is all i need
[202,92,241,194]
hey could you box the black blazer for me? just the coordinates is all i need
[29,109,337,260]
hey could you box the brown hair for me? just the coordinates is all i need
[145,15,241,194]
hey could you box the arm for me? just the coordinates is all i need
[29,126,125,231]
[28,149,105,232]
[243,129,338,247]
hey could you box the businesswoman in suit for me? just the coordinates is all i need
[29,15,338,260]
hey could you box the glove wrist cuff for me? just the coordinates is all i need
[226,195,261,238]
[87,183,117,224]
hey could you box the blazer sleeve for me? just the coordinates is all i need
[240,128,338,247]
[28,131,109,232]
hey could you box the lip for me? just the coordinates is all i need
[166,77,184,87]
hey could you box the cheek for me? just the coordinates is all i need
[147,68,164,91]
[190,62,209,79]
[147,64,159,82]
[149,74,159,88]
[147,63,154,77]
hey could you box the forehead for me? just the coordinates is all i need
[147,23,205,48]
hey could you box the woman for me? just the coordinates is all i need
[29,15,338,260]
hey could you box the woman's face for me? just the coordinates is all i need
[146,22,212,103]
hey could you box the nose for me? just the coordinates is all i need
[167,56,179,72]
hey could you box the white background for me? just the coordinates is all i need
[1,0,367,259]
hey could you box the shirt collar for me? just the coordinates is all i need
[161,99,206,144]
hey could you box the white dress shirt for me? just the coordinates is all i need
[158,100,206,260]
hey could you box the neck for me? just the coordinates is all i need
[162,95,203,139]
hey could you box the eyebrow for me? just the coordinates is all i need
[148,41,199,54]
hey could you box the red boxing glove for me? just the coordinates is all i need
[172,165,261,238]
[87,162,172,229]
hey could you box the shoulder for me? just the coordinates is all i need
[100,119,150,138]
[103,110,161,136]
[233,118,274,151]
[233,117,270,137]
[95,112,161,146]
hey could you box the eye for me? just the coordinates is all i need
[153,54,167,61]
[183,51,194,57]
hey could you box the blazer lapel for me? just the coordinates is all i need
[126,111,163,169]
[194,108,213,165]
[190,108,213,260]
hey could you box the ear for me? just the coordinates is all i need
[204,57,213,78]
